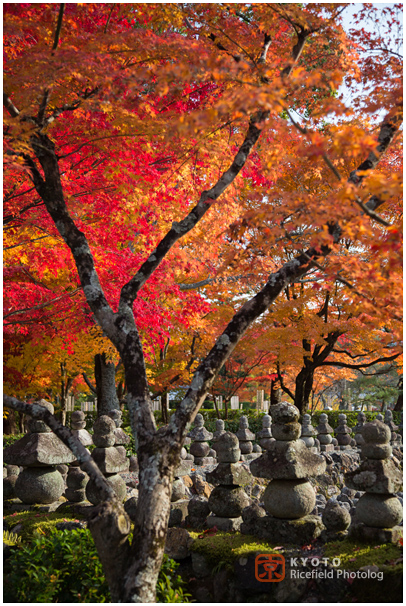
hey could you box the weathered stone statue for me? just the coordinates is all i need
[300,414,318,452]
[169,447,193,527]
[345,420,403,543]
[354,411,366,448]
[316,413,337,452]
[86,415,128,504]
[205,432,251,531]
[4,400,76,508]
[250,402,326,543]
[187,414,215,465]
[256,414,275,451]
[236,415,257,461]
[335,413,356,450]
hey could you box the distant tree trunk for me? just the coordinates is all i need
[213,396,222,420]
[295,366,314,415]
[161,392,168,424]
[3,409,18,434]
[60,362,74,426]
[394,378,403,411]
[270,379,282,407]
[95,353,120,416]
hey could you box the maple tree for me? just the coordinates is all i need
[4,4,402,602]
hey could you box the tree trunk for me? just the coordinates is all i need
[95,353,120,416]
[3,409,18,434]
[295,367,315,415]
[394,378,403,411]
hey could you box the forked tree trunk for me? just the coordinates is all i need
[295,367,315,415]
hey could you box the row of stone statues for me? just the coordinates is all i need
[3,403,402,522]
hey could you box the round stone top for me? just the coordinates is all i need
[384,410,393,422]
[93,415,116,436]
[216,420,225,430]
[28,400,54,433]
[108,409,123,428]
[319,413,328,423]
[302,414,311,424]
[194,413,204,427]
[218,431,239,448]
[239,416,249,429]
[357,412,366,423]
[262,415,272,428]
[338,414,347,423]
[362,420,391,445]
[376,413,383,421]
[72,410,85,421]
[215,431,240,463]
[270,402,299,424]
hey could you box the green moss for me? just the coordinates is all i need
[323,538,403,571]
[189,531,281,567]
[3,511,85,541]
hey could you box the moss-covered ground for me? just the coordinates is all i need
[189,530,284,567]
[3,510,85,540]
[323,538,403,571]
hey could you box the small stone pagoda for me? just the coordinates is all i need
[64,411,92,504]
[187,414,216,465]
[334,413,356,450]
[300,414,319,453]
[71,410,93,446]
[206,432,251,531]
[316,413,337,452]
[236,416,257,461]
[169,447,193,527]
[384,409,402,447]
[3,400,76,507]
[212,419,227,452]
[250,402,326,543]
[86,415,127,504]
[354,412,366,448]
[256,414,275,451]
[345,420,403,543]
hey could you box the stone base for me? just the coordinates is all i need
[320,444,335,452]
[3,497,67,513]
[241,453,261,462]
[253,514,325,544]
[193,457,216,466]
[206,514,242,531]
[169,499,189,527]
[184,515,207,529]
[349,522,403,544]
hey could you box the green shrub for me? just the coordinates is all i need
[5,527,192,603]
[3,433,25,448]
[3,511,85,540]
[309,410,391,430]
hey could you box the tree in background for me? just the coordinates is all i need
[4,4,402,601]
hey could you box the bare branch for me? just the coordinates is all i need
[3,288,82,319]
[120,112,268,307]
[321,352,401,369]
[3,93,20,117]
[52,3,65,51]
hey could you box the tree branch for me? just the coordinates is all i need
[52,3,65,51]
[3,288,82,319]
[82,372,97,394]
[120,112,268,308]
[3,395,115,501]
[320,352,401,369]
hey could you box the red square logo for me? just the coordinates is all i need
[255,553,285,582]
